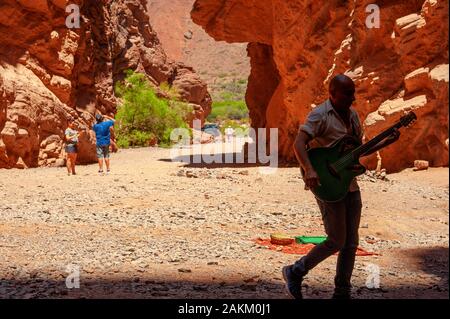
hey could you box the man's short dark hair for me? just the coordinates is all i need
[95,114,103,123]
[329,74,354,94]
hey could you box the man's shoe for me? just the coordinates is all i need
[332,288,351,299]
[282,265,304,299]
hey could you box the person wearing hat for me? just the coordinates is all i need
[93,113,115,174]
[65,118,80,176]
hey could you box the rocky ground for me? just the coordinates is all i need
[0,144,448,299]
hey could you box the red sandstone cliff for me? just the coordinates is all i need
[192,0,449,172]
[0,0,211,169]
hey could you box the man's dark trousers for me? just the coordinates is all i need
[293,191,362,294]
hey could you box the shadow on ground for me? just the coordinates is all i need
[159,153,296,169]
[406,246,449,286]
[0,275,448,299]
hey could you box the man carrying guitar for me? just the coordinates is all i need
[282,74,400,299]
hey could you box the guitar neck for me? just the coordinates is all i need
[353,122,402,157]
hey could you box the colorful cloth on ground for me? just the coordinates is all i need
[254,238,379,256]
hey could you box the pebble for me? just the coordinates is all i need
[178,268,192,273]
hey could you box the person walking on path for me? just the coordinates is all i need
[225,126,234,143]
[283,74,399,299]
[64,118,79,176]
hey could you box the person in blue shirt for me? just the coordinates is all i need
[93,114,115,174]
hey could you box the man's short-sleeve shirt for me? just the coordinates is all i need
[299,99,363,192]
[93,120,115,147]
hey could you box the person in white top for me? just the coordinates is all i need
[225,126,234,143]
[64,118,80,176]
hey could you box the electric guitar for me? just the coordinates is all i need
[302,111,417,202]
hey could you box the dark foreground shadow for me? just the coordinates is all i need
[1,274,447,299]
[407,246,449,287]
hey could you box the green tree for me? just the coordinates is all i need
[115,70,192,148]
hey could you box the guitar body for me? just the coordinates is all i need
[300,111,417,203]
[303,136,366,202]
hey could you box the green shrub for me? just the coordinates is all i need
[117,130,155,148]
[115,70,192,148]
[220,119,250,136]
[159,81,181,101]
[207,100,249,122]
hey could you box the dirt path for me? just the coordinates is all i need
[0,145,448,299]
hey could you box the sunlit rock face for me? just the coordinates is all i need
[192,0,448,171]
[0,0,211,168]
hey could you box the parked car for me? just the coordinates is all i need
[201,123,221,142]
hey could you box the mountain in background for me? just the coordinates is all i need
[147,0,250,101]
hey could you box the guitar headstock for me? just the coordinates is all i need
[400,111,417,128]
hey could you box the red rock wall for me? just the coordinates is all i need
[0,0,211,169]
[192,0,449,172]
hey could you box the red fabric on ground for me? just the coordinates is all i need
[254,238,379,256]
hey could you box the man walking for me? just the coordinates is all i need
[282,74,399,299]
[225,126,234,143]
[93,114,115,174]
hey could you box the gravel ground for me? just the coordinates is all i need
[0,145,448,299]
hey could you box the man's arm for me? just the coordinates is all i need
[103,115,116,123]
[109,125,116,143]
[293,131,321,189]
